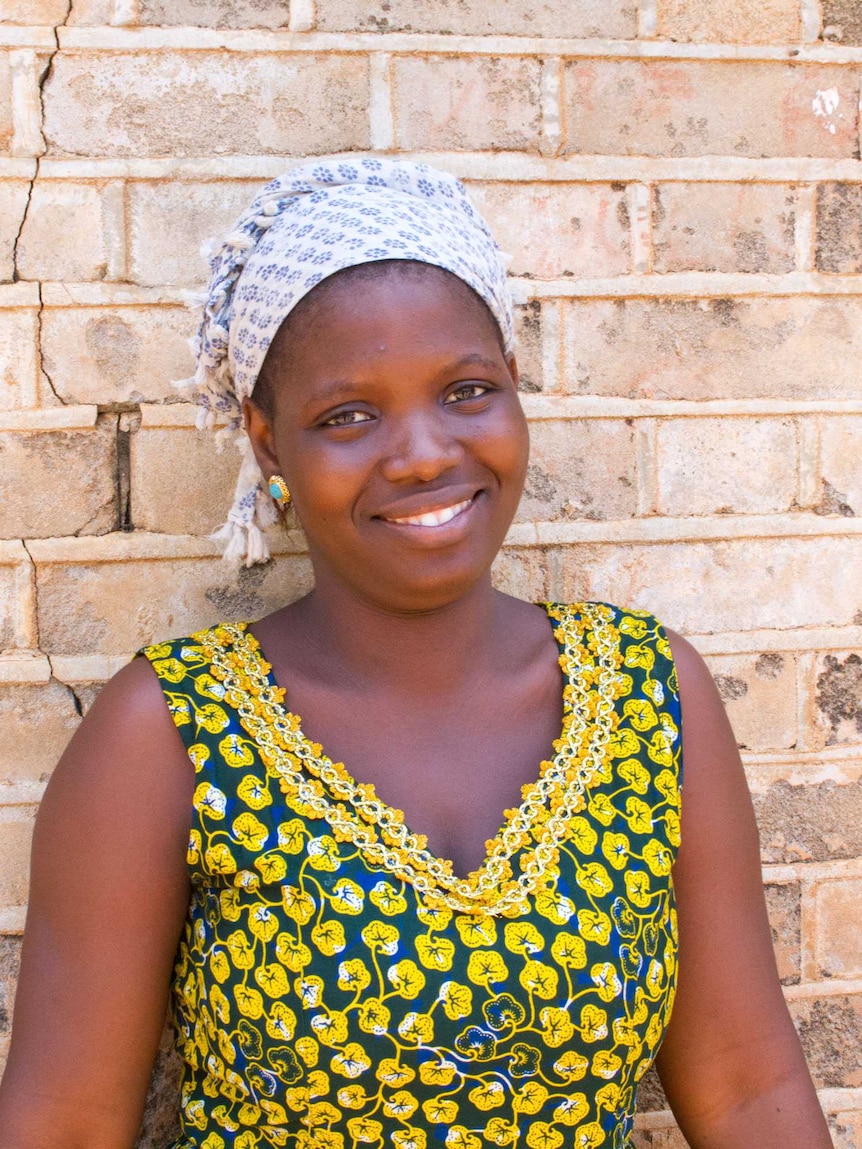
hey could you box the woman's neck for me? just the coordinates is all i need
[274,576,517,700]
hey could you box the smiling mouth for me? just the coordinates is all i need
[382,496,475,528]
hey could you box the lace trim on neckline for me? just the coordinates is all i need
[198,602,622,917]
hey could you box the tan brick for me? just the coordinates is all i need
[0,808,35,909]
[128,180,261,287]
[831,1110,862,1149]
[491,546,552,602]
[33,553,314,656]
[822,0,862,43]
[519,418,637,523]
[765,882,801,984]
[130,424,243,535]
[813,879,862,978]
[17,181,123,282]
[561,297,862,401]
[656,0,801,42]
[0,417,117,538]
[654,417,798,516]
[0,938,21,1072]
[393,56,542,152]
[63,0,115,21]
[317,0,637,37]
[789,994,862,1089]
[467,182,629,278]
[813,651,862,748]
[136,1023,181,1149]
[557,536,862,633]
[513,301,544,393]
[705,651,798,751]
[137,0,290,26]
[752,776,862,864]
[816,184,862,273]
[0,308,40,410]
[0,552,29,652]
[0,182,30,283]
[631,1129,689,1149]
[0,0,70,20]
[44,53,370,157]
[652,184,796,274]
[41,306,193,405]
[0,54,13,157]
[636,1066,669,1112]
[0,680,80,786]
[819,417,862,519]
[562,62,857,158]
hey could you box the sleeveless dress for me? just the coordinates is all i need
[139,601,682,1149]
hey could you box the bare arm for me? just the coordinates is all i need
[656,631,832,1148]
[0,657,194,1149]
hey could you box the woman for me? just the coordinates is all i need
[0,159,832,1149]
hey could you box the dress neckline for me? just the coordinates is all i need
[200,601,621,917]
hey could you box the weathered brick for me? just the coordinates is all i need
[519,418,637,523]
[41,306,193,405]
[0,0,70,20]
[0,182,30,283]
[657,0,800,43]
[819,416,862,518]
[63,0,116,21]
[393,56,542,152]
[0,54,13,157]
[654,417,798,516]
[822,0,862,42]
[128,180,261,287]
[513,301,544,393]
[137,0,290,26]
[831,1109,862,1149]
[705,651,798,752]
[813,651,862,747]
[0,680,80,786]
[813,879,862,978]
[557,537,862,633]
[130,424,243,535]
[0,418,117,538]
[636,1066,669,1112]
[467,182,630,278]
[562,62,857,158]
[816,184,862,273]
[491,546,552,602]
[789,994,862,1089]
[33,553,314,656]
[561,297,862,401]
[0,308,40,410]
[317,0,638,37]
[135,1022,181,1149]
[752,775,862,864]
[764,882,801,984]
[44,53,370,157]
[17,181,123,282]
[652,184,797,274]
[631,1129,689,1149]
[0,808,36,909]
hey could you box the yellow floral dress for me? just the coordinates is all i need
[139,602,682,1149]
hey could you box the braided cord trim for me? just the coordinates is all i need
[198,603,621,917]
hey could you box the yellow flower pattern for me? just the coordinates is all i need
[139,603,682,1149]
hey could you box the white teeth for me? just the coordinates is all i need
[387,497,472,528]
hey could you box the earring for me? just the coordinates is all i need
[268,474,291,509]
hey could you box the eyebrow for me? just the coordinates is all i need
[301,352,505,413]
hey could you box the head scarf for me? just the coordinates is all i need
[178,157,515,566]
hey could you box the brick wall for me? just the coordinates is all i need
[1,2,861,1146]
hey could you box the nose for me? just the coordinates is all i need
[379,409,464,484]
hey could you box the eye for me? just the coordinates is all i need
[322,409,375,427]
[444,383,491,404]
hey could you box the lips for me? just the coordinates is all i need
[383,496,474,528]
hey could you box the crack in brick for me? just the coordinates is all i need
[20,540,41,652]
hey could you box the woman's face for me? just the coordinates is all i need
[244,265,530,613]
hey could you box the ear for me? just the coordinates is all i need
[506,352,520,392]
[242,397,281,479]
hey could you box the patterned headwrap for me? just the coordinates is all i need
[178,156,515,567]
